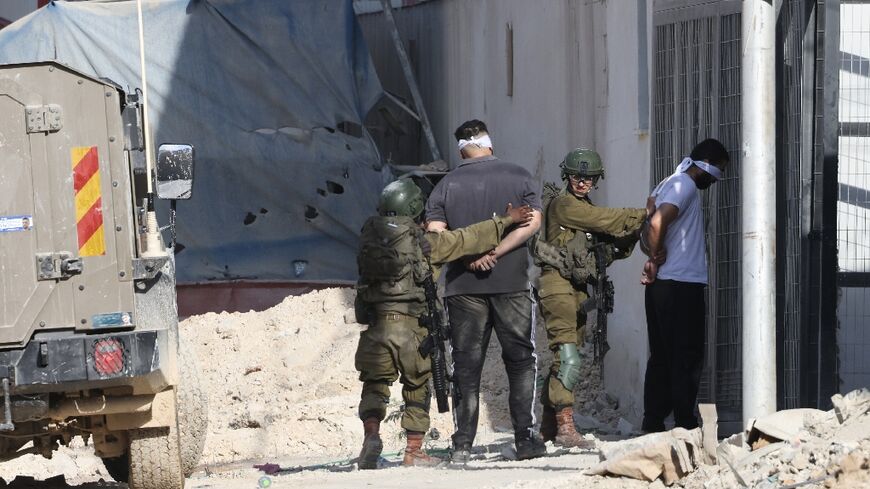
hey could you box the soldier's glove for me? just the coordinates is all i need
[556,343,583,390]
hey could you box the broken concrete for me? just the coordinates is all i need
[681,389,870,488]
[832,388,870,424]
[592,389,870,487]
[588,428,705,485]
[699,403,719,464]
[748,408,827,443]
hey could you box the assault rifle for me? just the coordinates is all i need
[419,273,452,413]
[582,241,614,365]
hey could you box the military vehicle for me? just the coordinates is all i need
[0,61,206,488]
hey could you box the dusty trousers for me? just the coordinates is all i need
[355,313,432,433]
[446,292,538,447]
[538,269,589,408]
[642,279,706,431]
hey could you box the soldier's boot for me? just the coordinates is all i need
[540,405,557,443]
[358,417,383,470]
[554,407,596,449]
[402,431,441,467]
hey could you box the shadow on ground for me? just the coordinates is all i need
[0,476,123,488]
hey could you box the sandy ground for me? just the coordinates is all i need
[0,288,866,488]
[0,445,643,489]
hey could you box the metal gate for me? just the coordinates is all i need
[837,0,870,393]
[653,0,744,431]
[652,0,842,429]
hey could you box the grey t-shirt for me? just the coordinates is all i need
[425,156,542,296]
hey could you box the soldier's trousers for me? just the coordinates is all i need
[355,313,431,433]
[538,270,587,409]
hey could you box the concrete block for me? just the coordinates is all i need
[832,388,870,424]
[749,408,827,442]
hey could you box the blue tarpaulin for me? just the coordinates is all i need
[0,0,387,284]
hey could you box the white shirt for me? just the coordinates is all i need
[652,173,707,284]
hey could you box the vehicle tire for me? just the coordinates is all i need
[128,425,185,489]
[177,337,208,477]
[101,454,129,482]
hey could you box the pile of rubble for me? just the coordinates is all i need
[590,389,870,488]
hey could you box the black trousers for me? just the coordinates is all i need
[642,279,706,431]
[446,292,537,447]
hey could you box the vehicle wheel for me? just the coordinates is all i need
[177,337,208,477]
[128,425,184,489]
[101,454,129,482]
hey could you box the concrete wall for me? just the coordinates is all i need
[359,0,653,423]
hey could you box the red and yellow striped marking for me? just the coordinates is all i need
[72,146,106,257]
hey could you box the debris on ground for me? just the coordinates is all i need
[591,388,870,487]
[588,405,717,484]
[689,389,870,489]
[589,428,707,484]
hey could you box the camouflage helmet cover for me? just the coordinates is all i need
[559,148,605,179]
[378,178,425,218]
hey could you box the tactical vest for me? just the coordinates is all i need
[356,215,429,312]
[530,182,597,287]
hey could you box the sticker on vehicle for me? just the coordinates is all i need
[0,215,34,233]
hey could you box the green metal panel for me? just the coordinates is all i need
[0,63,136,348]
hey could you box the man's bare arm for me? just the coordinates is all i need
[646,203,678,258]
[426,220,448,233]
[640,203,677,285]
[492,209,542,259]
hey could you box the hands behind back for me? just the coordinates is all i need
[505,203,533,226]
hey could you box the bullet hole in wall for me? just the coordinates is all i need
[243,212,257,225]
[337,121,362,138]
[317,188,327,196]
[305,206,319,220]
[326,181,344,194]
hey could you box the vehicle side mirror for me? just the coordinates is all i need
[156,144,194,200]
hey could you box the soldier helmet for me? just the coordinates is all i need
[378,179,425,218]
[559,148,605,180]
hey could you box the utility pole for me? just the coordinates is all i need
[741,0,777,427]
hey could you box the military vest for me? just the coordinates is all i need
[356,215,429,310]
[530,183,597,286]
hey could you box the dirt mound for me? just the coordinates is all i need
[184,287,479,465]
[183,287,612,465]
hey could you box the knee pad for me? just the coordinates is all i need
[556,343,582,390]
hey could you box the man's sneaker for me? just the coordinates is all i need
[515,434,547,461]
[450,443,472,464]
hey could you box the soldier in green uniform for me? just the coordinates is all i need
[535,149,648,448]
[355,178,532,469]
